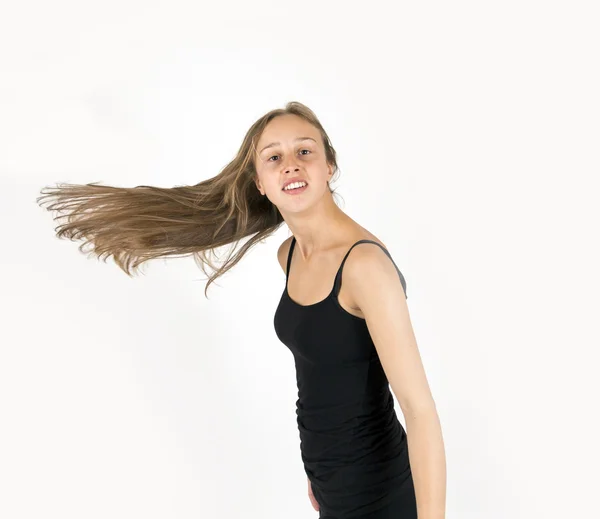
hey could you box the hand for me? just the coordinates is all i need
[308,477,320,512]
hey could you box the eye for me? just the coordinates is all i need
[267,148,312,162]
[267,149,311,162]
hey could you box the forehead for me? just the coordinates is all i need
[257,114,319,146]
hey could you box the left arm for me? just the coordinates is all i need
[345,245,446,519]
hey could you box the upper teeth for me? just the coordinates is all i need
[284,182,307,191]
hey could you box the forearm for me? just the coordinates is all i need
[404,407,446,519]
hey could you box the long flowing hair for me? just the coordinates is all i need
[36,101,341,297]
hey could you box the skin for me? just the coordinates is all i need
[253,114,447,519]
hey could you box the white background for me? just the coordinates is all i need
[1,1,599,518]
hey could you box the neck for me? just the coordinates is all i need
[282,191,358,261]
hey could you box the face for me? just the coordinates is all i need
[254,114,333,209]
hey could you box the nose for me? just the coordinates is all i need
[281,154,300,173]
[283,162,300,174]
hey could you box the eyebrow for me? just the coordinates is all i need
[259,137,317,155]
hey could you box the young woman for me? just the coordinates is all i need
[37,101,446,519]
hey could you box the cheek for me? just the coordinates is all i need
[260,177,281,196]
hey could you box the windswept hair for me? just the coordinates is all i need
[36,101,341,297]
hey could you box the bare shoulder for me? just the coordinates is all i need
[345,242,394,271]
[277,235,294,275]
[344,222,384,246]
[343,234,407,298]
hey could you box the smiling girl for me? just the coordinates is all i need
[37,101,446,519]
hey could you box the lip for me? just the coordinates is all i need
[282,177,308,190]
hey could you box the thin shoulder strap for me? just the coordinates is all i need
[333,240,408,299]
[285,236,297,284]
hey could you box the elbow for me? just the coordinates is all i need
[399,398,438,421]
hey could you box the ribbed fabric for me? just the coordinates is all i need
[273,236,417,518]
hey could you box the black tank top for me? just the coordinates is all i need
[273,236,414,518]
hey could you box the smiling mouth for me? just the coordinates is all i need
[282,182,308,191]
[282,184,309,194]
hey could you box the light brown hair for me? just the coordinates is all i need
[36,101,342,297]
